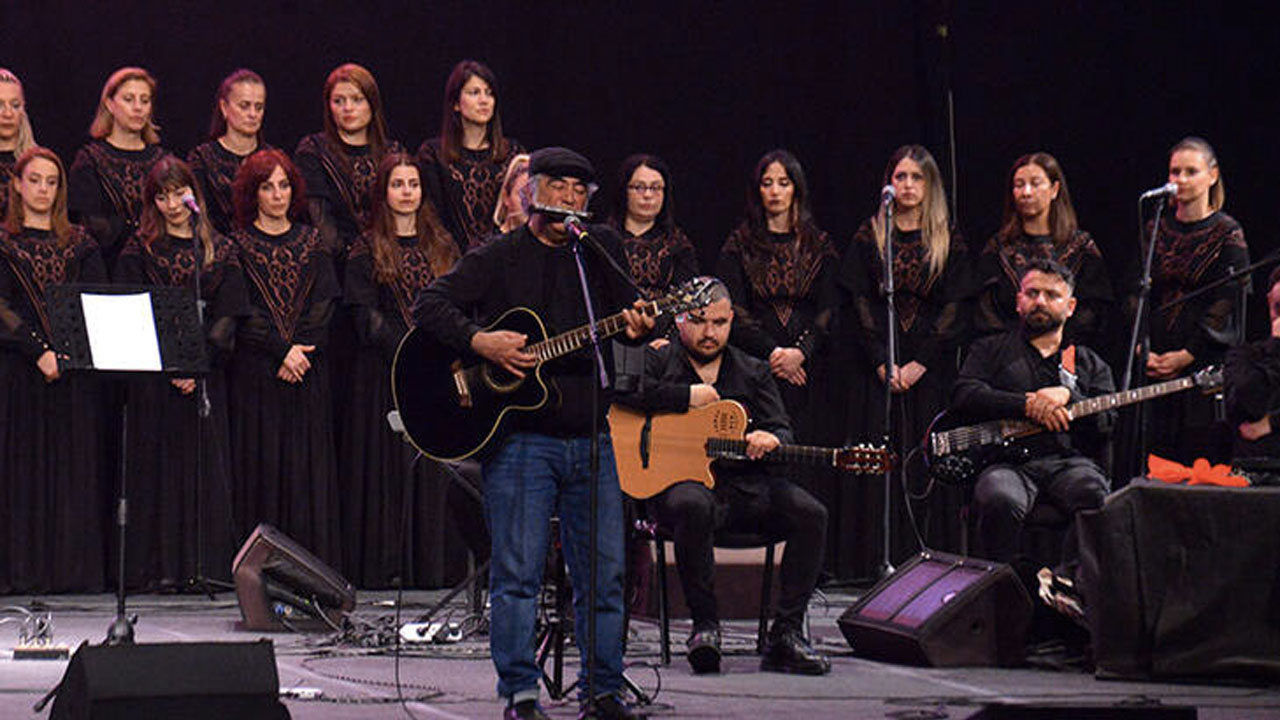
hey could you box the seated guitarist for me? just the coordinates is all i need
[625,278,830,676]
[951,258,1114,609]
[413,147,654,720]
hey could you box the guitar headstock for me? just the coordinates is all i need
[1194,365,1223,393]
[656,277,717,317]
[834,444,895,474]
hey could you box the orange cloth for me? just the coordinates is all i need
[1147,454,1250,487]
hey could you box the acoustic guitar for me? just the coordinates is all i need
[391,278,715,461]
[609,400,894,499]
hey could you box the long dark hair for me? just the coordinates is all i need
[439,60,512,165]
[139,156,214,265]
[739,149,821,251]
[366,153,458,282]
[612,153,675,235]
[996,151,1078,248]
[322,63,390,158]
[231,148,308,230]
[208,68,265,140]
[4,146,72,245]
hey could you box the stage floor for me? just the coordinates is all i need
[2,589,1277,719]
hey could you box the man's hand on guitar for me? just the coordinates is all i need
[689,383,720,408]
[471,330,538,378]
[744,430,780,460]
[1025,386,1071,432]
[621,299,655,340]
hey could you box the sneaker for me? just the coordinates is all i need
[1036,567,1085,623]
[686,627,722,674]
[505,699,550,720]
[579,693,646,719]
[760,627,831,675]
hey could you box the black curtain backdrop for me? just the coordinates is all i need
[4,0,1278,580]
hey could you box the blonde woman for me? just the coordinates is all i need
[0,68,37,221]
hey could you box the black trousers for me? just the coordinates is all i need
[648,476,828,633]
[972,454,1109,576]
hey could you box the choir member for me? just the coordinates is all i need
[975,152,1112,351]
[340,153,459,588]
[0,147,109,592]
[295,62,400,259]
[69,67,171,273]
[115,157,248,590]
[227,149,341,567]
[0,68,37,222]
[840,144,972,555]
[611,153,698,300]
[188,68,271,235]
[491,152,530,234]
[716,149,838,441]
[417,60,524,253]
[1136,136,1248,465]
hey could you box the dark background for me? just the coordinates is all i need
[4,1,1277,578]
[6,1,1276,329]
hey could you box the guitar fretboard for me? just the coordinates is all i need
[706,438,836,466]
[1065,376,1195,419]
[527,300,661,363]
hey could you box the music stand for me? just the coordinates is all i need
[47,283,207,644]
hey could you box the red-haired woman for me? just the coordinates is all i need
[417,60,523,253]
[227,149,341,567]
[841,145,973,556]
[716,149,839,441]
[69,67,172,272]
[188,68,272,235]
[295,62,402,258]
[0,68,37,222]
[341,153,459,587]
[115,157,248,590]
[0,147,109,593]
[975,152,1112,349]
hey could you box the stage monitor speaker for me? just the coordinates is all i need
[838,551,1032,667]
[49,640,290,720]
[232,523,356,631]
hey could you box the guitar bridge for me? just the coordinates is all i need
[451,361,472,408]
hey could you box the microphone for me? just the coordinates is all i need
[1140,182,1178,201]
[880,185,896,206]
[530,204,592,222]
[564,214,589,241]
[181,191,202,215]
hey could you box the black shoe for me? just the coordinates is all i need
[760,627,831,675]
[579,693,646,719]
[505,699,550,720]
[686,627,722,674]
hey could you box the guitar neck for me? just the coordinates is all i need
[706,438,836,467]
[1066,375,1195,420]
[526,300,660,362]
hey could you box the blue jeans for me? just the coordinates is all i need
[483,432,626,702]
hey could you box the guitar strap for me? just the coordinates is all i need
[1058,344,1079,393]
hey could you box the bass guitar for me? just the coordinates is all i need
[609,400,894,499]
[391,278,715,461]
[925,365,1222,485]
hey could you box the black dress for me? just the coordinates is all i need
[975,229,1114,352]
[295,133,403,258]
[341,231,467,588]
[617,222,699,344]
[0,225,109,593]
[1138,211,1249,465]
[68,140,171,272]
[0,150,15,222]
[841,221,973,561]
[187,140,275,235]
[228,223,342,568]
[715,224,839,442]
[416,139,525,254]
[115,230,248,589]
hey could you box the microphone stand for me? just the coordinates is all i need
[1119,194,1169,476]
[879,198,897,579]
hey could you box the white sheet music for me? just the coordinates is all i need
[80,293,163,371]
